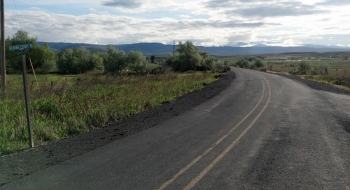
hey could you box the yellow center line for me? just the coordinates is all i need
[158,78,266,190]
[183,77,271,190]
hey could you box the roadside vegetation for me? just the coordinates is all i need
[222,53,350,89]
[265,55,350,89]
[0,30,228,154]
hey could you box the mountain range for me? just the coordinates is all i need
[37,42,350,56]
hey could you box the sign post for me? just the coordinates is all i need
[9,43,34,148]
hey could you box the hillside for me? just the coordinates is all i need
[37,42,350,56]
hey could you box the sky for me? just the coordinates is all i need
[4,0,350,47]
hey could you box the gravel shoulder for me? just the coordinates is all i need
[0,71,236,186]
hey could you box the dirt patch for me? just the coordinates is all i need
[0,71,236,186]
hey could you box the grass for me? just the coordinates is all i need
[217,53,350,89]
[264,58,350,88]
[0,72,217,155]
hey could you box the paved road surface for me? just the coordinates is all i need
[2,68,349,189]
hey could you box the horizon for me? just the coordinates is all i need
[5,0,350,47]
[37,41,350,49]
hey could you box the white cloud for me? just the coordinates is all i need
[179,14,191,19]
[3,0,350,46]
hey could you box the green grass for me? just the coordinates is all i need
[218,54,350,89]
[146,63,162,70]
[265,58,350,89]
[0,72,217,154]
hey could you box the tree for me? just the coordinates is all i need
[175,41,203,71]
[126,51,147,74]
[6,30,56,72]
[29,43,56,73]
[56,47,103,74]
[103,45,127,74]
[165,41,218,72]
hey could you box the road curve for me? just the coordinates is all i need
[2,68,349,190]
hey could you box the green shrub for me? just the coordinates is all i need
[254,59,264,68]
[297,61,311,74]
[236,58,249,68]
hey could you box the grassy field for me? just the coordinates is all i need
[218,52,350,88]
[0,72,218,154]
[265,57,350,88]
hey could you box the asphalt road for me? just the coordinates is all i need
[2,68,349,190]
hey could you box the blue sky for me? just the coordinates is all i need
[4,0,350,47]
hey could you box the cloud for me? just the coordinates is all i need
[168,20,266,30]
[6,10,266,45]
[205,0,234,8]
[101,0,142,9]
[317,0,350,6]
[227,33,255,43]
[205,1,328,19]
[227,2,327,18]
[4,1,350,47]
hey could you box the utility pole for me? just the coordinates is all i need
[0,0,5,93]
[173,40,175,55]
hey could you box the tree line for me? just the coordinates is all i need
[5,30,220,74]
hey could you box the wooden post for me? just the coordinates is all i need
[22,54,34,148]
[0,0,5,93]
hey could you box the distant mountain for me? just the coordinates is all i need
[37,42,350,55]
[252,43,268,47]
[301,44,348,49]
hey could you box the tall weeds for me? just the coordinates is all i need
[0,72,216,154]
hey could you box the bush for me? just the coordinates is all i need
[254,59,264,68]
[298,61,311,75]
[236,58,249,68]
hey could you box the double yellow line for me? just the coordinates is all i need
[158,76,272,190]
